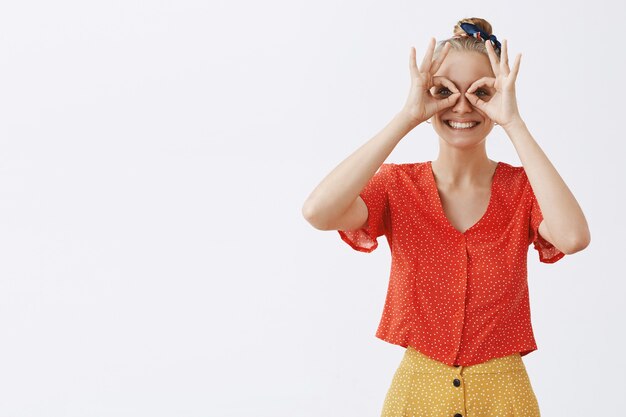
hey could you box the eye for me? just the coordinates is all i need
[475,88,489,97]
[436,87,452,97]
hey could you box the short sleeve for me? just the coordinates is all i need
[528,183,565,264]
[337,163,393,253]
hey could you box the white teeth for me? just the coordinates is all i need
[448,121,477,129]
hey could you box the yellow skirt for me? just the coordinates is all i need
[381,346,540,417]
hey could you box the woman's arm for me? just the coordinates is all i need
[505,120,591,254]
[301,111,415,231]
[465,40,590,254]
[302,39,460,231]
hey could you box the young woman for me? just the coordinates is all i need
[301,17,590,417]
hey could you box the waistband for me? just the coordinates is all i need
[401,346,527,376]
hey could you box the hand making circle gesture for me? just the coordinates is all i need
[464,40,523,129]
[401,38,461,126]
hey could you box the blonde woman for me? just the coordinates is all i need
[302,17,590,417]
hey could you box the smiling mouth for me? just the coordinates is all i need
[445,120,481,130]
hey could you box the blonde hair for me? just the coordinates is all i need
[434,18,501,59]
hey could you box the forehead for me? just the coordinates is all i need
[433,51,494,87]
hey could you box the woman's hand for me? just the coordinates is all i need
[401,38,461,126]
[464,40,523,129]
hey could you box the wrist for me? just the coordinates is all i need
[396,109,423,129]
[501,116,526,133]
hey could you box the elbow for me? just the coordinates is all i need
[301,200,316,225]
[301,199,332,230]
[561,230,591,255]
[301,199,314,222]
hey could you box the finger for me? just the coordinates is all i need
[467,76,496,93]
[433,76,460,93]
[435,92,461,111]
[419,37,436,74]
[429,76,459,99]
[510,53,522,82]
[485,40,500,76]
[464,92,487,110]
[500,39,509,75]
[429,41,451,75]
[409,47,418,79]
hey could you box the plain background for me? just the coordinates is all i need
[0,0,623,416]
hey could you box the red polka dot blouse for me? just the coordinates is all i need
[338,161,565,366]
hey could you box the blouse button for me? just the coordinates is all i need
[454,414,463,417]
[453,378,461,387]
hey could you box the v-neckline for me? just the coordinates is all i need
[427,160,501,235]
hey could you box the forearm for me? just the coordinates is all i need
[504,119,591,251]
[302,111,417,227]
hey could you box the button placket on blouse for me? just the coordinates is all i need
[428,160,500,365]
[451,234,470,363]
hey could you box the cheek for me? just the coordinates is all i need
[474,107,492,122]
[433,110,447,121]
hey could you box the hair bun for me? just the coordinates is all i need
[453,18,493,37]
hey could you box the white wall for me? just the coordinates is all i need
[0,0,623,416]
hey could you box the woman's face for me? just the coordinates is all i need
[431,50,496,147]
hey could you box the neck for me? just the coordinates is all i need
[431,150,496,188]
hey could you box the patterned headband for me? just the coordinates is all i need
[455,22,502,53]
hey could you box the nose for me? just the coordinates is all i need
[452,91,473,114]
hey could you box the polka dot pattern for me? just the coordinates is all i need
[338,161,565,366]
[380,346,541,416]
